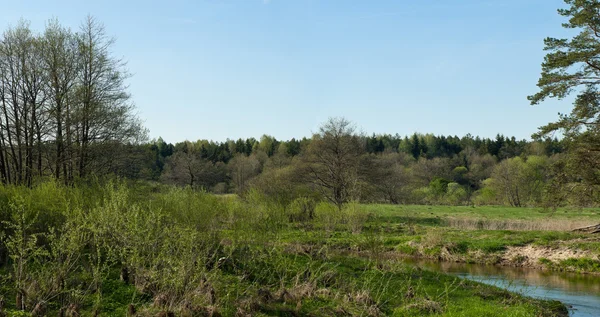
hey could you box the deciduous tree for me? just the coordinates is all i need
[302,117,364,210]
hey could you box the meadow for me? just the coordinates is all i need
[0,181,583,316]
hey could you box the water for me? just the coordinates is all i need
[408,260,600,317]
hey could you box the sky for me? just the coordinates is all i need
[1,0,575,143]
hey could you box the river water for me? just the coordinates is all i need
[410,260,600,316]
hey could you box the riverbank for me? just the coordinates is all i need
[362,204,600,274]
[277,204,600,287]
[387,236,600,274]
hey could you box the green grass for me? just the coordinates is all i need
[278,203,600,271]
[0,183,585,316]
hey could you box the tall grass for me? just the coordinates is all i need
[444,217,596,231]
[0,181,383,316]
[0,181,570,316]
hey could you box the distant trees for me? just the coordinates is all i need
[0,17,145,185]
[161,151,225,189]
[486,156,549,207]
[366,153,412,204]
[462,151,496,190]
[132,116,577,207]
[228,154,261,194]
[115,117,577,208]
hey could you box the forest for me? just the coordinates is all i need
[136,129,567,208]
[2,0,600,316]
[0,16,585,209]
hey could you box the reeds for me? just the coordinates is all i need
[444,217,596,231]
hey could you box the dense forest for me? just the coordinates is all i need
[127,129,565,208]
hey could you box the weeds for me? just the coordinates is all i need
[0,181,573,316]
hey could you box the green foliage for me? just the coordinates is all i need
[0,182,579,316]
[560,257,600,272]
[445,183,469,205]
[483,156,549,207]
[429,177,451,197]
[287,197,317,222]
[528,0,600,206]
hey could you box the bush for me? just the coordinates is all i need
[444,183,468,205]
[342,202,369,234]
[287,197,316,222]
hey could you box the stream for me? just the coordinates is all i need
[408,260,600,316]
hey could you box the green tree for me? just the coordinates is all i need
[258,134,278,157]
[410,133,423,159]
[529,0,600,198]
[398,136,412,155]
[486,156,549,207]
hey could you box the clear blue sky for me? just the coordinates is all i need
[2,0,573,142]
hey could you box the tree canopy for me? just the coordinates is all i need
[529,0,600,201]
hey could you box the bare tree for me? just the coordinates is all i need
[41,19,79,182]
[74,15,145,179]
[228,154,261,195]
[366,153,412,204]
[0,17,145,185]
[161,151,225,189]
[303,117,364,210]
[0,20,46,186]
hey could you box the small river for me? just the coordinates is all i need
[408,260,600,317]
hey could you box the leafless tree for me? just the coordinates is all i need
[0,17,145,185]
[303,117,365,210]
[161,151,225,189]
[228,154,261,195]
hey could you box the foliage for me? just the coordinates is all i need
[485,157,549,207]
[529,0,600,206]
[0,181,583,316]
[0,17,146,186]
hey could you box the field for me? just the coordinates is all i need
[0,182,591,316]
[337,205,600,272]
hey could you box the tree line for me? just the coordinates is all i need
[0,17,145,186]
[106,122,566,209]
[3,0,600,210]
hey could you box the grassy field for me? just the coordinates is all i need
[279,204,600,274]
[0,183,586,316]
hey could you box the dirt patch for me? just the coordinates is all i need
[501,245,594,268]
[392,241,600,273]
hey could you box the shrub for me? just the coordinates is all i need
[287,197,316,222]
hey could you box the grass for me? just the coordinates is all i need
[278,204,600,272]
[0,182,588,316]
[365,204,600,221]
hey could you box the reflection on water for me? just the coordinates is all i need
[406,259,600,317]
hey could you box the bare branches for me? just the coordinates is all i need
[0,17,145,185]
[303,117,365,210]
